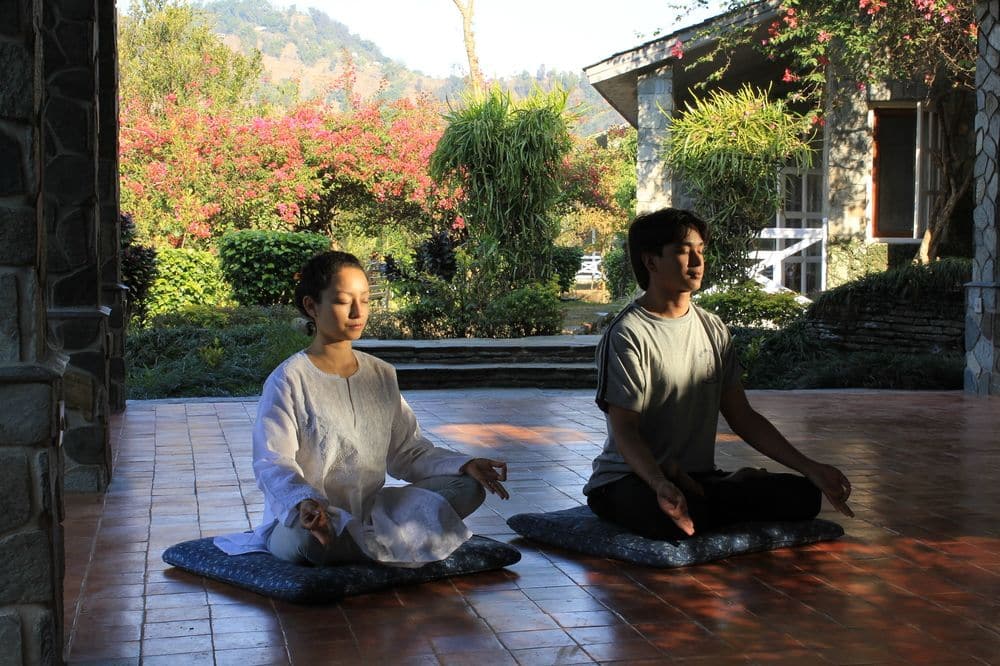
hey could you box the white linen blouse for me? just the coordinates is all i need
[214,350,473,565]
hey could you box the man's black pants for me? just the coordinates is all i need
[586,469,822,541]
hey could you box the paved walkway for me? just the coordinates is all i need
[64,389,1000,664]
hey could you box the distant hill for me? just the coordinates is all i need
[196,0,623,136]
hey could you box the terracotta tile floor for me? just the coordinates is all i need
[63,389,1000,665]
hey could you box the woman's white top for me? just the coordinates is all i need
[214,350,473,566]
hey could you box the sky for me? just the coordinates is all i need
[271,0,725,78]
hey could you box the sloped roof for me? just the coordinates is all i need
[583,1,780,126]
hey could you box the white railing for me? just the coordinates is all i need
[575,253,603,285]
[750,226,826,292]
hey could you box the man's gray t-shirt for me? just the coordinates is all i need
[583,302,740,495]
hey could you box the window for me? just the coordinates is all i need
[777,167,825,294]
[871,105,941,240]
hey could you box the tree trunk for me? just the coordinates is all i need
[451,0,484,95]
[915,90,974,264]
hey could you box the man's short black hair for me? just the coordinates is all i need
[627,208,710,290]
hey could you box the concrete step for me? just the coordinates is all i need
[353,335,600,389]
[354,335,599,366]
[393,362,597,389]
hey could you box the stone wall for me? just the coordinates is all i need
[805,298,965,354]
[969,1,1000,394]
[0,0,67,661]
[43,0,113,491]
[636,66,675,214]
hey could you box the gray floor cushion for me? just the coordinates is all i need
[162,535,521,604]
[507,505,843,568]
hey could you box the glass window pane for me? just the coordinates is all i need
[784,262,802,291]
[784,174,803,212]
[807,173,823,213]
[806,264,819,293]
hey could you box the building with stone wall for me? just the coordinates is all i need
[584,3,975,296]
[0,0,996,662]
[1,0,122,661]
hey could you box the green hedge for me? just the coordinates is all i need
[145,248,233,320]
[218,230,330,306]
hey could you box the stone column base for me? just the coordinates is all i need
[965,282,1000,395]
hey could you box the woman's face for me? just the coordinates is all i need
[305,266,370,343]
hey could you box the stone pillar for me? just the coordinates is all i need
[43,0,112,490]
[0,0,67,661]
[97,0,125,412]
[968,1,1000,395]
[636,65,675,214]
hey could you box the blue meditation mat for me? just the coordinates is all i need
[162,535,521,604]
[507,505,843,568]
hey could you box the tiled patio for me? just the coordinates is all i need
[63,389,1000,665]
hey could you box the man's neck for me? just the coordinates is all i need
[637,289,692,319]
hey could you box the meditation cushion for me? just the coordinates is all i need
[162,535,521,604]
[507,505,843,568]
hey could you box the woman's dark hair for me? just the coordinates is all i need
[627,208,710,290]
[294,250,366,319]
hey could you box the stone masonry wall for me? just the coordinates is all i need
[0,0,67,662]
[969,1,1000,395]
[43,0,112,491]
[805,298,965,354]
[636,65,675,215]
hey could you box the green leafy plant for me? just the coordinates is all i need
[808,257,971,317]
[144,248,234,320]
[120,211,159,326]
[430,87,573,288]
[218,230,329,306]
[662,84,814,286]
[551,246,585,294]
[481,283,564,337]
[695,281,805,328]
[602,239,635,300]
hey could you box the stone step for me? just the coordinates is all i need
[354,335,599,366]
[393,362,597,390]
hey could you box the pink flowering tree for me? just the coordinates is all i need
[682,0,977,262]
[120,92,460,249]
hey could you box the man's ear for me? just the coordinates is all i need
[642,250,660,274]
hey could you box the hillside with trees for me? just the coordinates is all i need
[195,0,621,135]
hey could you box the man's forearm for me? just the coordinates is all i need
[732,409,816,474]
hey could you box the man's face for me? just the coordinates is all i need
[644,226,705,294]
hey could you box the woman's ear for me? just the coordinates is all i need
[301,294,318,320]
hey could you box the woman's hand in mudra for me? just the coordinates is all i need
[297,499,331,546]
[461,458,510,500]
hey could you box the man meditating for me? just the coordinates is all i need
[584,208,853,540]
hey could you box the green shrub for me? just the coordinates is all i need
[809,257,971,317]
[481,283,564,337]
[365,309,408,340]
[145,248,234,320]
[551,246,584,293]
[695,281,805,328]
[126,321,310,398]
[603,243,634,300]
[120,212,158,326]
[218,230,329,306]
[738,321,962,390]
[148,304,299,329]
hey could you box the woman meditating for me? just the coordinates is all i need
[216,250,508,566]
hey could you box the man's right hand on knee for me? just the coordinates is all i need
[653,478,695,536]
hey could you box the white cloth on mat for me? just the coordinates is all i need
[214,350,473,566]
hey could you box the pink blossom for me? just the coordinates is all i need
[670,40,684,60]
